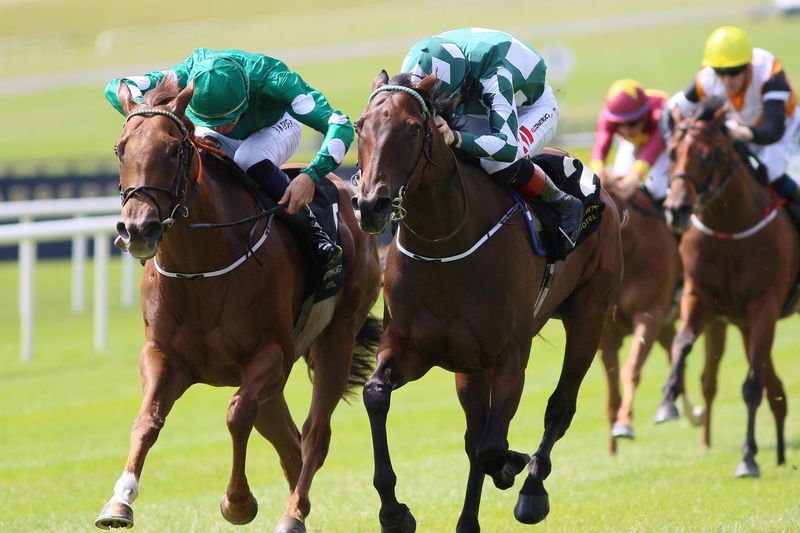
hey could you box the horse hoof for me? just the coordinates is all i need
[514,492,549,524]
[379,503,416,533]
[735,459,761,478]
[220,493,258,525]
[455,511,480,533]
[492,451,531,490]
[611,422,635,439]
[95,501,134,529]
[686,405,704,426]
[653,402,679,424]
[274,516,306,533]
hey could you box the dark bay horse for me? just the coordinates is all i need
[598,187,712,453]
[353,71,622,532]
[656,98,796,477]
[94,80,381,533]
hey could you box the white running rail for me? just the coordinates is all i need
[0,196,135,362]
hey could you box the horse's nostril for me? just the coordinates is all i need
[116,221,130,240]
[351,196,360,211]
[373,197,392,216]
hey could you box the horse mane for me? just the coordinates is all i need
[693,95,727,123]
[388,72,460,126]
[141,78,195,134]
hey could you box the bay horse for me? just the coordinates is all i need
[94,80,381,533]
[655,97,796,477]
[352,71,622,532]
[598,186,712,454]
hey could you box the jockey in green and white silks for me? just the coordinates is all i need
[105,48,353,266]
[401,27,584,249]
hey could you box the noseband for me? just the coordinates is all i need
[670,123,739,210]
[120,109,200,229]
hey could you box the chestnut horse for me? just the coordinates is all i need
[656,98,796,477]
[353,72,622,532]
[599,187,714,453]
[94,80,381,532]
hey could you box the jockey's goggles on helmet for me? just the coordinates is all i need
[712,64,748,77]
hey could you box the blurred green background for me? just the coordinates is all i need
[1,0,798,172]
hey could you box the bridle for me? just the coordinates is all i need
[354,84,469,244]
[670,122,740,211]
[119,108,201,229]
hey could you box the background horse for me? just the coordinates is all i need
[353,71,622,532]
[598,186,712,454]
[656,98,796,477]
[94,80,381,533]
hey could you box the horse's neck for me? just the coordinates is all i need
[699,150,771,233]
[155,160,256,273]
[400,149,499,255]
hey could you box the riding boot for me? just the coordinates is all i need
[246,159,343,267]
[514,159,584,246]
[772,174,800,203]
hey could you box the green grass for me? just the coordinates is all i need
[1,258,799,532]
[5,0,800,171]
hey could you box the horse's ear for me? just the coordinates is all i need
[173,79,194,116]
[117,81,136,115]
[372,70,389,90]
[413,72,438,99]
[712,101,729,126]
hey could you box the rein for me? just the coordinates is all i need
[672,121,779,240]
[362,84,470,244]
[121,109,203,229]
[671,123,739,211]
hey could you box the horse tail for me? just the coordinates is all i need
[344,313,382,402]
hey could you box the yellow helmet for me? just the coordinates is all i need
[702,26,752,69]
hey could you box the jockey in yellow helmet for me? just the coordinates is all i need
[669,26,800,202]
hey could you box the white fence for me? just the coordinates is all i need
[0,196,135,362]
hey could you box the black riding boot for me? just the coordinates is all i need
[773,174,800,203]
[494,158,584,246]
[246,159,342,267]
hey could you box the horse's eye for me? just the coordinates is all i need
[354,117,364,135]
[410,123,421,137]
[114,144,124,162]
[167,143,181,160]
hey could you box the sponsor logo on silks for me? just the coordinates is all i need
[519,126,534,155]
[531,112,551,133]
[272,118,295,134]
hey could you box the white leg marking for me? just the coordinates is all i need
[111,471,139,505]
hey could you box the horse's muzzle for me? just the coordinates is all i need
[664,204,692,233]
[116,219,163,259]
[352,194,392,235]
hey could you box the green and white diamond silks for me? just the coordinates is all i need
[401,27,547,163]
[105,48,353,181]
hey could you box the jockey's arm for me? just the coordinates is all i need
[669,79,701,118]
[589,116,615,176]
[266,69,354,182]
[748,71,792,144]
[457,69,519,162]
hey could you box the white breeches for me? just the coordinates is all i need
[611,139,669,200]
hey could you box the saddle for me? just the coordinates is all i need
[197,146,346,324]
[521,152,606,262]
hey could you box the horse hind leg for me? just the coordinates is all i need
[95,348,190,530]
[516,304,606,525]
[598,322,624,454]
[699,318,726,448]
[221,344,287,526]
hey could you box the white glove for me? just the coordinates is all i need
[725,119,753,142]
[433,116,456,146]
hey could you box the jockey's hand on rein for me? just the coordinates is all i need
[434,116,459,147]
[279,172,316,214]
[724,119,754,143]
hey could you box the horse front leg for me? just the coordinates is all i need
[598,321,624,454]
[364,338,429,533]
[699,317,727,448]
[515,309,603,525]
[454,372,490,533]
[615,310,662,440]
[654,288,712,424]
[735,307,779,478]
[95,345,190,529]
[221,344,287,525]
